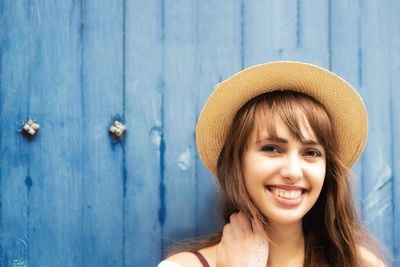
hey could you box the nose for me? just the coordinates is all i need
[280,155,303,182]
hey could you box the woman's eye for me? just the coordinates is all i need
[304,149,321,157]
[261,145,280,153]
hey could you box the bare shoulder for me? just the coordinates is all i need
[359,246,387,267]
[165,252,203,267]
[165,244,218,267]
[198,244,218,263]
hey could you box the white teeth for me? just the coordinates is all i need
[271,188,302,200]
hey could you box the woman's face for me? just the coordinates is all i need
[243,116,326,225]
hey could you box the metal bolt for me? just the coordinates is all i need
[109,120,126,139]
[23,119,40,136]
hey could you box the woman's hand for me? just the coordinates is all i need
[216,211,269,267]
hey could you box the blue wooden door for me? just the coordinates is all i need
[1,1,399,266]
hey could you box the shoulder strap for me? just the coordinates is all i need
[193,251,210,267]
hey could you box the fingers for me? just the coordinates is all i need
[221,223,232,243]
[236,211,253,233]
[228,211,254,239]
[229,213,243,238]
[227,212,268,238]
[251,217,268,239]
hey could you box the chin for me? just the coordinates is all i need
[259,207,308,225]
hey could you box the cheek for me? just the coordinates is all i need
[243,155,279,199]
[306,163,326,191]
[243,156,262,194]
[243,155,269,186]
[244,151,277,174]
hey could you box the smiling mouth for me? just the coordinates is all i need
[265,186,307,200]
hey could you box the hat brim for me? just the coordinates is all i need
[196,61,368,176]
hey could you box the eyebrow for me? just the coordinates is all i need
[256,136,321,146]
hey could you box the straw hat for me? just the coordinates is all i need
[196,61,368,176]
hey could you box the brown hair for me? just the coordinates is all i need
[166,90,387,266]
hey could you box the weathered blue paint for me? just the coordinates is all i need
[193,0,242,238]
[28,0,84,265]
[296,0,301,48]
[122,8,128,262]
[24,176,32,190]
[158,131,166,227]
[388,1,400,264]
[361,1,394,254]
[80,0,125,266]
[240,0,245,69]
[1,1,34,267]
[1,1,400,266]
[162,0,199,254]
[124,0,164,264]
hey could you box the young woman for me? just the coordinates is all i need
[158,61,388,267]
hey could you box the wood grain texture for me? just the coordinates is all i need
[359,0,394,252]
[161,0,198,249]
[329,0,363,193]
[194,0,241,236]
[244,0,299,65]
[80,0,124,266]
[124,0,163,265]
[0,1,399,266]
[0,2,31,266]
[18,1,83,266]
[388,1,400,264]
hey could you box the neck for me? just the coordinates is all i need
[267,221,305,267]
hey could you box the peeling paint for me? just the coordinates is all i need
[9,239,28,267]
[11,258,28,267]
[363,162,393,226]
[177,147,191,170]
[24,176,33,190]
[363,164,393,210]
[152,97,162,127]
[365,202,392,226]
[149,127,162,147]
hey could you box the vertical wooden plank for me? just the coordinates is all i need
[25,1,83,266]
[244,0,330,65]
[389,0,400,264]
[330,0,361,101]
[195,0,242,235]
[330,0,364,205]
[0,2,30,266]
[162,0,198,247]
[359,1,394,253]
[124,0,162,265]
[80,1,125,266]
[291,0,329,65]
[244,0,299,65]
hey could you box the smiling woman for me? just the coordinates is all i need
[242,93,328,227]
[158,61,388,267]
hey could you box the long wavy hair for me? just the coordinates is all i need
[166,90,386,266]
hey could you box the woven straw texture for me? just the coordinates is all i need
[196,61,368,176]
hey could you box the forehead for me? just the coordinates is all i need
[251,109,318,143]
